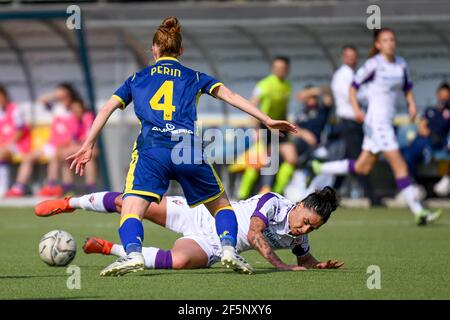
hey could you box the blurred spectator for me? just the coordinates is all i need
[0,85,31,196]
[59,100,97,194]
[401,82,450,180]
[237,56,292,199]
[5,83,80,197]
[272,85,332,194]
[331,45,376,203]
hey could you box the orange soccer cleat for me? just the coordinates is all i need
[5,187,25,198]
[34,197,75,217]
[83,237,113,255]
[37,185,64,197]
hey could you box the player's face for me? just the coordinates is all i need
[342,48,358,69]
[375,31,396,57]
[272,60,289,80]
[288,204,324,236]
[55,87,72,108]
[437,88,450,102]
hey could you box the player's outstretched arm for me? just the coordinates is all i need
[297,253,344,269]
[247,217,306,271]
[66,97,121,176]
[213,85,297,137]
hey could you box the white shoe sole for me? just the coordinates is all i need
[100,262,144,277]
[221,256,255,275]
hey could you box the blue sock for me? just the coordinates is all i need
[214,207,238,247]
[118,214,144,255]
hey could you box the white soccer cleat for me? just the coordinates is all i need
[425,209,442,224]
[221,246,255,275]
[100,251,145,277]
[434,175,450,197]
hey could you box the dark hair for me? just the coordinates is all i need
[300,186,339,223]
[0,84,9,101]
[368,28,395,58]
[342,44,357,53]
[57,82,82,103]
[273,56,290,66]
[153,16,182,57]
[437,82,450,92]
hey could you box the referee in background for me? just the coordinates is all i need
[331,45,377,204]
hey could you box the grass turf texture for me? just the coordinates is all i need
[0,207,449,300]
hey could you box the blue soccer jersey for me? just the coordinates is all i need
[112,57,225,206]
[113,57,222,148]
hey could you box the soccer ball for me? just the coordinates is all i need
[38,230,77,266]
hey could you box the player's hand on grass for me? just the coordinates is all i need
[263,118,298,137]
[66,143,94,176]
[314,259,344,269]
[278,264,307,271]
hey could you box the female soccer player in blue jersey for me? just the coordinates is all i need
[68,17,296,276]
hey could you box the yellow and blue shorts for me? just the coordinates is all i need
[123,146,224,207]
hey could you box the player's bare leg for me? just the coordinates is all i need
[205,193,255,275]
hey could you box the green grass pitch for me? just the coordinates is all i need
[0,206,449,300]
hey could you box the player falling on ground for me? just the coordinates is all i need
[35,187,343,272]
[312,28,441,226]
[67,17,296,276]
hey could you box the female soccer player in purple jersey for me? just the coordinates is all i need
[67,17,296,276]
[312,28,441,225]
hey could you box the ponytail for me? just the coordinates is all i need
[153,17,182,57]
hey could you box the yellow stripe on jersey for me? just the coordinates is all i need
[156,57,179,63]
[112,95,126,109]
[124,143,138,193]
[123,141,162,204]
[209,82,223,95]
[119,214,141,227]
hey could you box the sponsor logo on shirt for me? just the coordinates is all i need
[152,123,194,135]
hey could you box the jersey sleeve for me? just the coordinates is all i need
[291,236,310,257]
[352,58,377,89]
[197,72,223,97]
[112,74,134,109]
[250,193,279,227]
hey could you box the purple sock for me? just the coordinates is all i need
[348,159,356,174]
[103,191,122,212]
[155,250,172,269]
[396,176,411,191]
[48,180,57,186]
[62,183,74,193]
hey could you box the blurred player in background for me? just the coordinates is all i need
[35,187,343,272]
[59,100,96,195]
[401,82,450,180]
[331,45,376,204]
[67,17,296,276]
[6,83,80,197]
[238,56,292,199]
[312,28,441,225]
[0,85,31,197]
[272,85,332,195]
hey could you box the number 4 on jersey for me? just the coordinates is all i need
[150,80,176,120]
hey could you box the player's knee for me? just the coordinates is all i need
[172,254,191,269]
[355,163,371,175]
